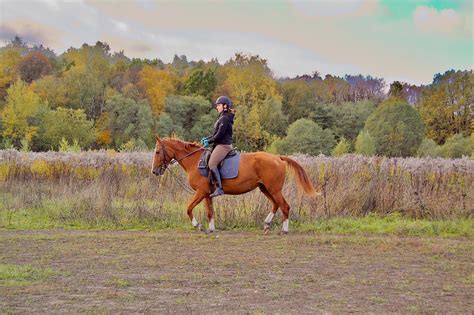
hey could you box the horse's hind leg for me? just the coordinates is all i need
[259,184,279,234]
[270,191,291,234]
[204,197,215,233]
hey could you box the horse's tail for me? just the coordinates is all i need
[280,156,319,197]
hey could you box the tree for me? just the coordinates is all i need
[162,95,215,141]
[61,42,113,119]
[418,70,473,144]
[104,92,155,148]
[1,80,47,149]
[258,96,288,137]
[138,65,178,117]
[183,68,217,100]
[42,107,96,150]
[329,101,376,141]
[31,75,67,109]
[270,118,336,155]
[17,51,52,83]
[281,79,315,123]
[364,99,424,157]
[0,48,22,100]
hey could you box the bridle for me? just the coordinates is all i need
[154,142,205,176]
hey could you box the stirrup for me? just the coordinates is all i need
[209,187,224,198]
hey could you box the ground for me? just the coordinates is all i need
[1,229,473,313]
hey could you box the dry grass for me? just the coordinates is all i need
[0,150,473,228]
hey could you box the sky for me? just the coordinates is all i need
[0,0,472,85]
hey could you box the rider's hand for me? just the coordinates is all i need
[200,137,209,148]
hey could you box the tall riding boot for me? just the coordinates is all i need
[209,167,224,197]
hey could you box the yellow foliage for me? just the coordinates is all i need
[0,164,10,181]
[138,65,177,117]
[0,48,21,89]
[73,167,100,180]
[30,160,52,178]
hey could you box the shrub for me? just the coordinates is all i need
[364,99,424,157]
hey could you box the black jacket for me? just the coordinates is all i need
[207,112,234,145]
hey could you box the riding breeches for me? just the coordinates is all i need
[208,144,233,169]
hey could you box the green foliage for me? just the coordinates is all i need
[416,138,440,158]
[364,99,424,157]
[43,107,95,150]
[183,68,217,100]
[156,112,184,138]
[281,79,314,122]
[119,138,148,152]
[58,138,81,152]
[438,134,473,159]
[234,105,273,152]
[190,113,217,140]
[270,118,336,155]
[104,92,154,149]
[332,137,351,156]
[355,130,376,156]
[329,101,376,141]
[161,95,214,141]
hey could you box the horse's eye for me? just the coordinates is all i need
[155,151,160,155]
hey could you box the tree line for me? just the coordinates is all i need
[0,37,472,158]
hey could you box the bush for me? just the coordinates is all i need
[355,130,376,156]
[364,99,424,157]
[271,118,336,155]
[416,138,440,158]
[438,134,473,159]
[332,137,351,156]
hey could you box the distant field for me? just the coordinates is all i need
[1,230,473,313]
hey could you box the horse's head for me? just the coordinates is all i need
[151,137,174,176]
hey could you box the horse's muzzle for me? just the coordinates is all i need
[152,166,166,176]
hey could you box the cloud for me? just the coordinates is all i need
[0,20,63,47]
[289,0,380,18]
[111,19,129,32]
[413,6,467,35]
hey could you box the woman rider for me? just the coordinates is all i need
[200,96,234,198]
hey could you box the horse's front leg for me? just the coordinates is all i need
[204,197,215,233]
[187,191,206,232]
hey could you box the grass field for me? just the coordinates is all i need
[1,229,473,313]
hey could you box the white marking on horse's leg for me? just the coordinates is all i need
[209,218,215,231]
[282,219,289,232]
[192,217,198,227]
[264,212,274,223]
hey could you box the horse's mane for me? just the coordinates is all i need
[163,137,203,150]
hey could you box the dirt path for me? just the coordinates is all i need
[1,230,473,313]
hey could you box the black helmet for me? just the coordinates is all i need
[215,95,232,108]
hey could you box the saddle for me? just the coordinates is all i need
[198,148,240,179]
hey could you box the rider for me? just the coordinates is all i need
[200,96,234,197]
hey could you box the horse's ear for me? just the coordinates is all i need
[155,135,161,143]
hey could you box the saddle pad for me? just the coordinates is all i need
[199,153,240,179]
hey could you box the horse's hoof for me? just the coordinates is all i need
[278,230,288,235]
[264,227,270,235]
[207,229,214,234]
[196,223,204,232]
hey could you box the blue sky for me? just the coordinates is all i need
[0,0,472,85]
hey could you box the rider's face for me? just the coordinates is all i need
[216,103,224,113]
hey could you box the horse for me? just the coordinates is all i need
[151,137,319,234]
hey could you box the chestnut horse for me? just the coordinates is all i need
[151,137,318,234]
